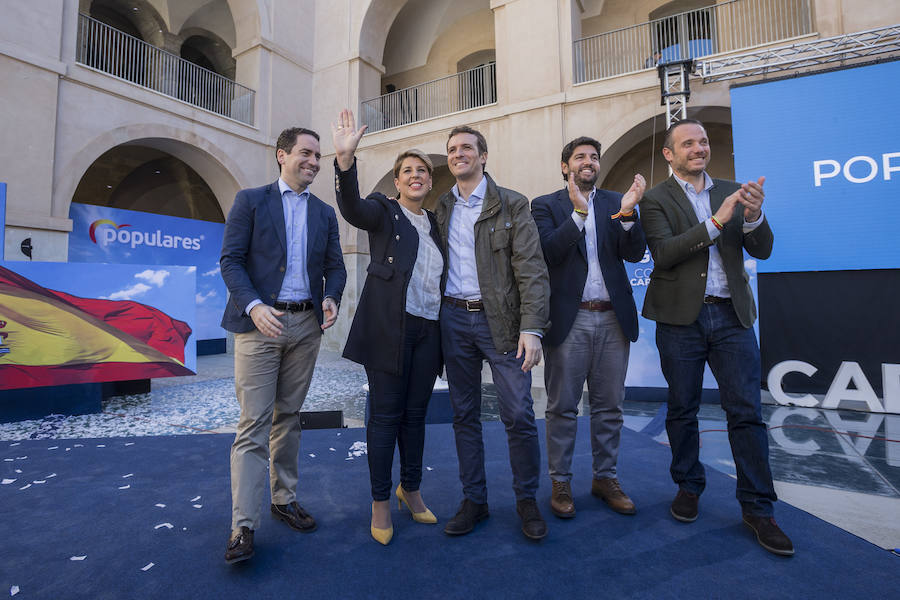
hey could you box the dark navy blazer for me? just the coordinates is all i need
[335,161,445,376]
[220,180,346,334]
[531,187,646,346]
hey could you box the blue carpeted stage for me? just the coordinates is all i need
[3,420,898,599]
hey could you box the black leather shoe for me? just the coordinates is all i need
[670,489,699,522]
[271,501,317,533]
[443,499,489,536]
[743,514,795,556]
[516,498,548,541]
[225,526,254,564]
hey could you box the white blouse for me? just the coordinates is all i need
[399,204,442,320]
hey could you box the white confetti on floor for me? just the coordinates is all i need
[32,480,46,484]
[141,563,154,571]
[122,473,134,478]
[118,485,130,490]
[10,585,20,596]
[18,484,31,490]
[69,556,86,561]
[155,503,166,508]
[192,504,202,509]
[190,496,201,502]
[1,479,15,485]
[308,453,316,458]
[154,523,173,530]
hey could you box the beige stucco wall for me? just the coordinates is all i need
[3,0,900,349]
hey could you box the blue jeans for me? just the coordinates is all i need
[365,314,440,501]
[656,303,776,517]
[440,302,541,504]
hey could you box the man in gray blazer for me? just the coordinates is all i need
[641,119,793,556]
[220,127,346,563]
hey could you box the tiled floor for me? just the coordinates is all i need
[2,351,898,550]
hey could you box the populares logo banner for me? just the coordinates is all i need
[89,218,202,250]
[69,203,226,341]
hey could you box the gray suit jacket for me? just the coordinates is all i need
[640,176,773,328]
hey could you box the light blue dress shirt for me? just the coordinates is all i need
[243,179,311,315]
[277,178,311,302]
[672,172,763,298]
[445,175,488,300]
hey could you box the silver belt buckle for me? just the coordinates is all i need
[466,299,480,312]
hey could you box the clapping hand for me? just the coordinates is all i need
[620,174,646,214]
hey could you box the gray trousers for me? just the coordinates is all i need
[230,310,320,530]
[543,309,630,482]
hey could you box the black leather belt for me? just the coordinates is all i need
[273,300,314,312]
[443,296,483,311]
[703,296,731,304]
[579,300,614,312]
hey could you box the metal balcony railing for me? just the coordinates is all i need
[360,62,497,133]
[573,0,813,83]
[75,13,255,125]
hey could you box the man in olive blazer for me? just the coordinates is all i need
[641,119,792,557]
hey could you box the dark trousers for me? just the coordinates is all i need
[656,303,777,517]
[440,302,541,504]
[365,314,440,502]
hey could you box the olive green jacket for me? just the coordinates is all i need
[641,176,773,328]
[434,173,550,353]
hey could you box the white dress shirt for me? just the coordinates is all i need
[399,204,442,320]
[570,187,635,301]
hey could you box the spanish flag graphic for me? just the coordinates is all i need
[0,265,193,390]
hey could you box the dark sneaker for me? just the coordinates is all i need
[271,501,317,533]
[743,515,795,556]
[225,526,254,564]
[443,499,489,536]
[591,477,636,515]
[550,480,576,518]
[670,489,699,522]
[516,498,548,541]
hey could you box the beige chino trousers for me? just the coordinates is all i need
[230,309,320,530]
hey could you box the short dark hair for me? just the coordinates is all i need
[663,119,705,151]
[560,137,602,181]
[275,127,320,171]
[447,125,488,155]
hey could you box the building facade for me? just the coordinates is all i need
[2,0,899,351]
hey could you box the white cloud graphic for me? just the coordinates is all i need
[103,283,151,300]
[186,266,196,274]
[195,290,217,304]
[134,269,170,287]
[202,265,220,277]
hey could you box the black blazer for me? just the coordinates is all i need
[641,176,773,328]
[531,187,646,346]
[220,180,346,333]
[335,160,445,376]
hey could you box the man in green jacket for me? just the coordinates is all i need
[434,125,551,541]
[641,119,793,557]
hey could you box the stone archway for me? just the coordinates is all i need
[598,106,734,193]
[53,125,247,224]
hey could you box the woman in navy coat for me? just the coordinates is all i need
[332,109,445,545]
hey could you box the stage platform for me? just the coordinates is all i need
[2,420,898,599]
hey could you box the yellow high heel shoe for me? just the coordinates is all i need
[396,484,437,524]
[371,502,393,545]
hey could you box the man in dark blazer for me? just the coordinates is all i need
[641,119,792,556]
[220,127,346,563]
[532,136,646,520]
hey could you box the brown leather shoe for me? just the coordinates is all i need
[591,477,636,515]
[550,480,575,518]
[225,526,254,564]
[271,501,317,533]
